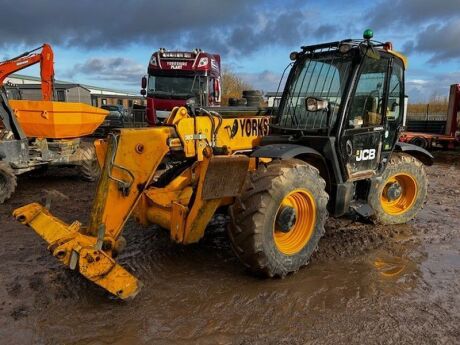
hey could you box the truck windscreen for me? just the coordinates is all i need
[148,75,203,98]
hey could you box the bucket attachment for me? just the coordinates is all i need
[13,203,141,299]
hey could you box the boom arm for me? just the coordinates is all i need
[0,44,55,101]
[13,107,270,299]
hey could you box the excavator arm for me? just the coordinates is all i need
[0,44,55,101]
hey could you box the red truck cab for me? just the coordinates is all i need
[141,48,221,125]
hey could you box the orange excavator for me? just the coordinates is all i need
[0,44,55,101]
[0,44,108,203]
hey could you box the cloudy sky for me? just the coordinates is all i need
[1,0,459,102]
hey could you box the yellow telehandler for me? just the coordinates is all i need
[13,31,433,299]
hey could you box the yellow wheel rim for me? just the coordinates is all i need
[273,189,316,255]
[380,173,417,215]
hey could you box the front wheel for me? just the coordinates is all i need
[228,159,329,277]
[0,162,17,204]
[76,142,100,182]
[368,153,427,224]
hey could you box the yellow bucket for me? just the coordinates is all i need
[9,100,109,138]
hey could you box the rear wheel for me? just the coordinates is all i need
[228,159,329,277]
[368,153,427,224]
[0,162,17,203]
[76,142,100,182]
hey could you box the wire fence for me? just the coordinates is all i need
[407,112,447,121]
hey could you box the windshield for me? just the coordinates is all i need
[277,54,352,131]
[102,105,121,111]
[147,75,203,98]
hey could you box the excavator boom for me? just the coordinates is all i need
[0,44,55,100]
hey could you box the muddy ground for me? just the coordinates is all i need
[0,151,459,345]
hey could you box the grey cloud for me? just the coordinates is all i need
[401,40,415,56]
[69,57,145,85]
[0,0,319,55]
[239,70,283,92]
[406,71,460,102]
[314,24,338,38]
[368,0,460,28]
[414,20,460,63]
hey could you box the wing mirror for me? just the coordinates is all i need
[185,97,197,115]
[305,97,328,112]
[140,76,147,96]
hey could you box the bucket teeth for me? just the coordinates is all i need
[12,203,141,300]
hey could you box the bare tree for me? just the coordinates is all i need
[221,69,252,105]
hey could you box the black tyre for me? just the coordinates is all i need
[0,162,17,204]
[242,90,261,97]
[409,136,429,149]
[76,142,100,182]
[368,153,427,225]
[228,159,329,277]
[236,98,247,106]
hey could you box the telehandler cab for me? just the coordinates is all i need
[13,31,433,299]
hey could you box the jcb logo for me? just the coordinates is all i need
[356,149,376,161]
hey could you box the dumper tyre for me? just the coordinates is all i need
[228,159,329,277]
[76,143,100,182]
[0,162,17,204]
[368,153,427,225]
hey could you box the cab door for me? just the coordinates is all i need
[339,56,390,180]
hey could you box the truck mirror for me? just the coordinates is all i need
[141,76,147,89]
[305,97,328,112]
[140,89,146,96]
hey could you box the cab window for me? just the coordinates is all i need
[348,57,389,128]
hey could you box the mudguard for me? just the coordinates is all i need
[394,142,434,166]
[251,143,323,160]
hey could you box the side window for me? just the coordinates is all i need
[387,64,403,122]
[57,90,66,102]
[348,57,389,128]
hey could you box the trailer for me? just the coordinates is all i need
[400,84,460,149]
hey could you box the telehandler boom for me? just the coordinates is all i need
[13,31,433,299]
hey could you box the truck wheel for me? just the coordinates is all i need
[409,136,429,149]
[368,153,427,225]
[76,143,100,182]
[228,159,329,277]
[0,162,17,203]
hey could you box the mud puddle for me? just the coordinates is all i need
[0,152,459,344]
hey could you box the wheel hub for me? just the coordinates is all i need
[386,182,402,201]
[275,205,297,233]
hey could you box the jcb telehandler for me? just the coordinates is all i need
[13,31,433,299]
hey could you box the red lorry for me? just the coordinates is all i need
[141,48,221,125]
[400,84,460,149]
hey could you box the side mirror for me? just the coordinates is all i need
[141,76,147,89]
[140,89,146,96]
[305,97,328,112]
[185,97,197,115]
